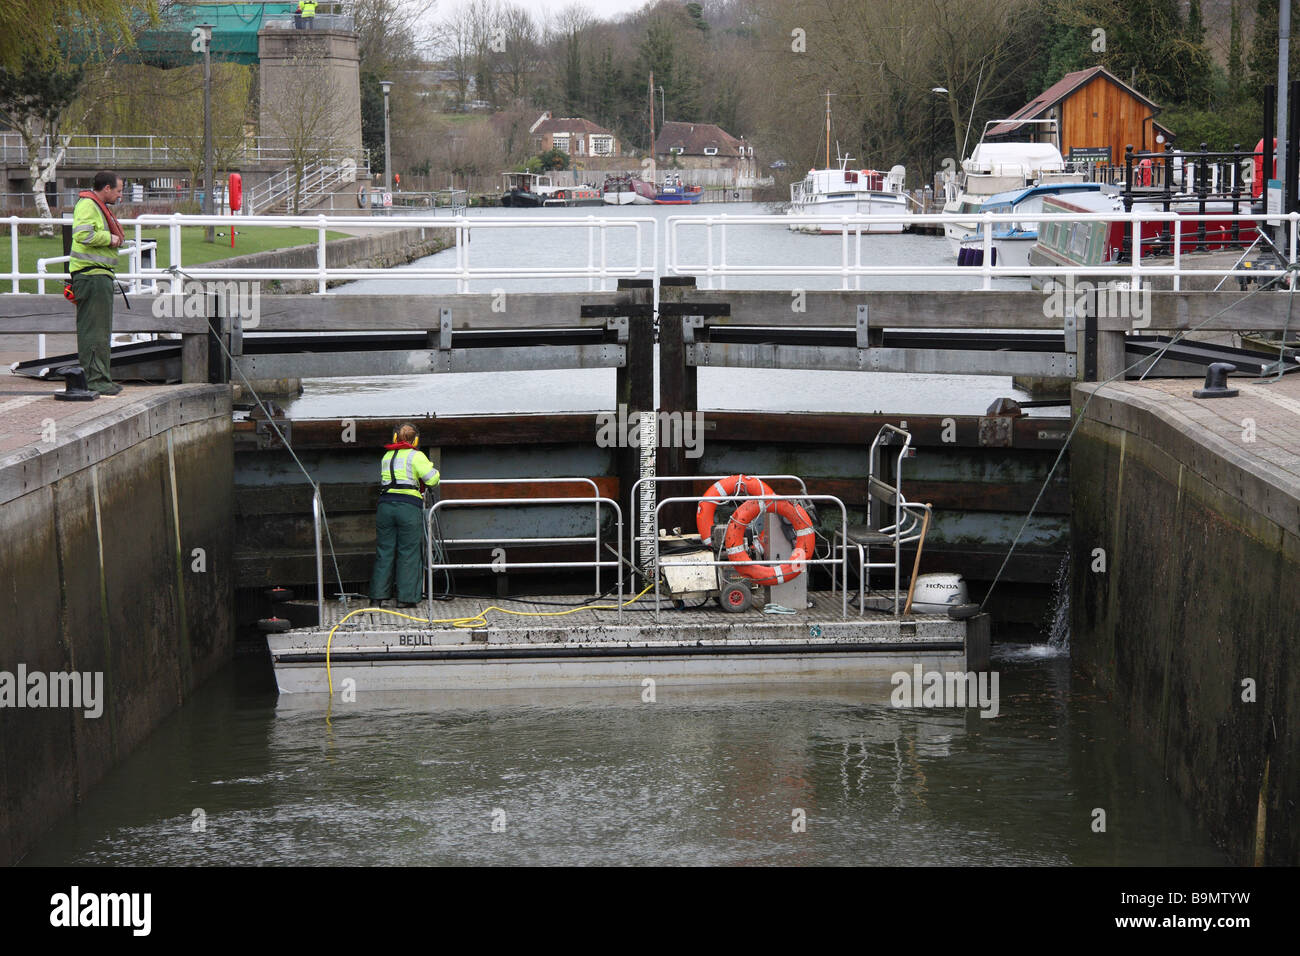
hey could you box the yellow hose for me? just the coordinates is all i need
[324,581,656,697]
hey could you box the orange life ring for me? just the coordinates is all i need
[696,474,774,545]
[722,496,816,586]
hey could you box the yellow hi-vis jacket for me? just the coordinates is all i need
[70,197,118,277]
[299,1,317,17]
[379,447,439,500]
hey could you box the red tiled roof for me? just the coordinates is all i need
[988,66,1161,137]
[535,117,615,137]
[654,121,745,156]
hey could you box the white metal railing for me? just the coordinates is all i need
[244,158,360,215]
[5,210,1296,297]
[426,486,624,620]
[652,492,851,621]
[0,132,368,168]
[263,14,355,30]
[3,213,658,294]
[666,210,1299,292]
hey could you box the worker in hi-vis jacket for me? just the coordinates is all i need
[369,422,440,607]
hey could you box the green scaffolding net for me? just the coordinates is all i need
[131,3,304,67]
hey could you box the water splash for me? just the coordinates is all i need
[1046,554,1070,651]
[994,555,1071,662]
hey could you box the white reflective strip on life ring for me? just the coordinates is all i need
[725,544,748,557]
[711,480,727,498]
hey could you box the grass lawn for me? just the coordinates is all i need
[2,225,349,293]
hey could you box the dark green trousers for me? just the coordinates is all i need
[72,272,114,392]
[370,495,425,603]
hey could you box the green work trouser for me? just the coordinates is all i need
[370,494,425,603]
[72,272,114,392]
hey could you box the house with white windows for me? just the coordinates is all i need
[528,113,620,160]
[653,121,757,182]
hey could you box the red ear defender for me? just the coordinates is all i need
[63,284,75,302]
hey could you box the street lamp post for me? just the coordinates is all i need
[200,23,214,242]
[380,80,393,199]
[929,86,948,200]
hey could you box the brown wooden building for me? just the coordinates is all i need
[988,66,1174,170]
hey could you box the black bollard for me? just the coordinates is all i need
[53,365,97,402]
[1193,362,1239,399]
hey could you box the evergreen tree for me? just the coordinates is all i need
[562,28,582,115]
[1247,0,1280,105]
[1186,0,1205,45]
[1228,0,1244,103]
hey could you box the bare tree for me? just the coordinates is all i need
[499,4,540,105]
[261,45,353,212]
[354,0,422,76]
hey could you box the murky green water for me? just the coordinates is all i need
[23,646,1227,866]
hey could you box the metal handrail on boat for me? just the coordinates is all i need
[426,482,624,621]
[651,492,850,622]
[433,477,604,593]
[629,473,811,570]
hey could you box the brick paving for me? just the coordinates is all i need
[0,373,165,459]
[1096,373,1300,491]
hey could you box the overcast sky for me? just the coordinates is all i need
[527,0,652,22]
[419,0,656,32]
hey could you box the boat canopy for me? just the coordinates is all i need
[980,182,1107,211]
[965,142,1068,177]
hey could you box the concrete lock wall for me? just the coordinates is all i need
[1070,386,1298,865]
[0,387,234,866]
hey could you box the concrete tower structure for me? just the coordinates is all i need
[257,23,362,158]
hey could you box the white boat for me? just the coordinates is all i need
[954,182,1110,268]
[787,91,910,234]
[788,161,910,234]
[941,119,1085,254]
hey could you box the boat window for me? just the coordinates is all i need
[1068,223,1090,259]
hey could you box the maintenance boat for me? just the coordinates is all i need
[261,427,989,695]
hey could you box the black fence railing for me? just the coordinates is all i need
[1107,144,1262,260]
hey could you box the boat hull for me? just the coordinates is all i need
[655,186,703,204]
[788,195,909,234]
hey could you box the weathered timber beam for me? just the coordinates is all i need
[234,478,620,515]
[689,342,1077,377]
[232,343,624,379]
[679,289,1300,332]
[0,294,206,332]
[237,294,634,331]
[231,412,1070,451]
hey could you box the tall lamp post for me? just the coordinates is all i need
[929,86,947,200]
[199,23,214,242]
[381,80,393,198]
